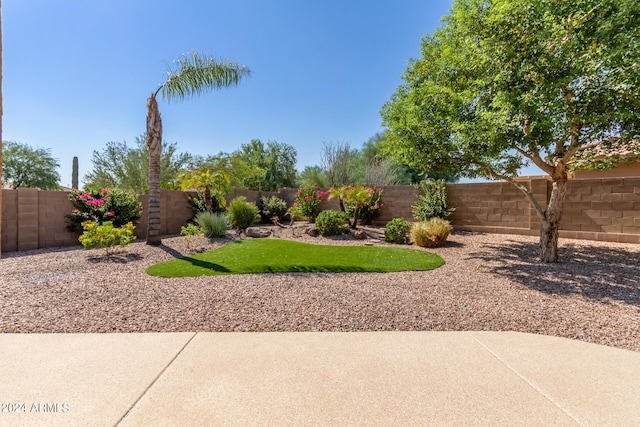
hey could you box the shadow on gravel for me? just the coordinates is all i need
[158,244,187,259]
[468,239,640,307]
[87,253,143,264]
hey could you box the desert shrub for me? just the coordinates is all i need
[289,186,329,221]
[195,212,228,238]
[315,210,351,236]
[384,218,413,244]
[412,179,454,221]
[78,221,136,255]
[180,223,203,237]
[344,186,383,225]
[67,188,142,232]
[411,218,452,247]
[186,188,225,217]
[227,197,260,229]
[259,196,288,222]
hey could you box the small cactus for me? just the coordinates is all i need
[72,156,79,189]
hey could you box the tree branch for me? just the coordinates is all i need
[476,163,547,224]
[514,146,555,175]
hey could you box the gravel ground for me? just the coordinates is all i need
[1,225,639,352]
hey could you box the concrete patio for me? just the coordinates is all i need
[1,331,639,426]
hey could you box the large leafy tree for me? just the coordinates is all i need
[84,135,191,194]
[235,139,297,190]
[2,141,61,190]
[381,0,640,262]
[146,51,250,245]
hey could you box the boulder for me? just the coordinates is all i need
[246,227,271,238]
[353,229,367,239]
[305,226,319,237]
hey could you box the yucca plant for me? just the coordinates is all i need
[145,51,250,245]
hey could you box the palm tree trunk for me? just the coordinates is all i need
[146,93,162,246]
[204,186,212,212]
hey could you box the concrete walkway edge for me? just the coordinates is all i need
[1,332,638,426]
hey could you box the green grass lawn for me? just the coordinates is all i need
[146,239,445,277]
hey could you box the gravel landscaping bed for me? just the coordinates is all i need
[1,226,639,352]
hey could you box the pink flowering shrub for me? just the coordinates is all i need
[66,188,142,233]
[289,185,329,221]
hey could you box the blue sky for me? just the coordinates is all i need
[5,0,539,187]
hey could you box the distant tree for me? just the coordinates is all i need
[297,165,328,188]
[235,139,297,190]
[194,152,264,190]
[363,132,457,184]
[381,0,640,262]
[145,50,250,245]
[2,141,60,189]
[321,141,356,187]
[84,135,191,194]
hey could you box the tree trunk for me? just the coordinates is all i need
[204,186,212,213]
[539,177,567,263]
[351,204,360,229]
[146,94,162,246]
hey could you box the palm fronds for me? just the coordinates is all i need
[157,51,251,102]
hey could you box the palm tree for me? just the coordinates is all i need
[178,168,231,213]
[145,51,250,245]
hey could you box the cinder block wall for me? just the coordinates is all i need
[37,190,82,249]
[1,189,196,252]
[561,178,640,243]
[443,177,639,243]
[1,189,18,252]
[2,178,639,253]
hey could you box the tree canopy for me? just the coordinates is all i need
[381,0,640,262]
[2,141,61,190]
[84,135,192,194]
[234,139,297,191]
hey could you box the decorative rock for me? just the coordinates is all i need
[245,227,271,238]
[305,226,318,237]
[353,230,367,239]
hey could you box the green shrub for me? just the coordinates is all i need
[180,223,203,237]
[411,218,452,247]
[66,188,142,233]
[186,188,225,217]
[384,218,413,244]
[228,197,260,229]
[78,221,136,255]
[259,196,288,222]
[195,212,229,238]
[315,210,350,236]
[412,179,454,221]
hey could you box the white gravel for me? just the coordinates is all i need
[1,225,639,352]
